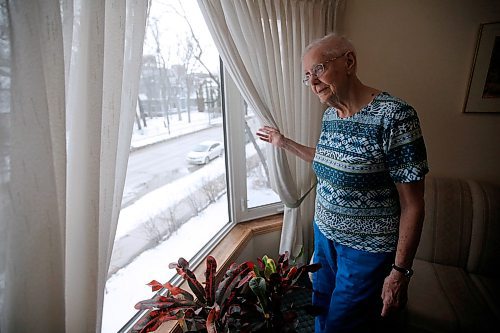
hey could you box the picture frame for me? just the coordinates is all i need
[463,22,500,113]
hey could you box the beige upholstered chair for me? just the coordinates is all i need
[406,176,500,332]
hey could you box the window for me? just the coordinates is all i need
[102,1,281,332]
[224,72,282,223]
[244,106,281,210]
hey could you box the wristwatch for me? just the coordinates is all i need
[391,263,414,278]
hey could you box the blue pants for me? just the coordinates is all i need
[312,222,395,333]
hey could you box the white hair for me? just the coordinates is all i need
[303,32,356,59]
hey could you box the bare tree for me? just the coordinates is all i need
[167,1,271,187]
[178,35,197,122]
[167,1,221,114]
[148,18,173,131]
[187,189,205,216]
[201,176,226,204]
[143,218,163,245]
[163,207,178,235]
[171,1,220,89]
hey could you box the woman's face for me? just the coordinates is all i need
[302,45,349,105]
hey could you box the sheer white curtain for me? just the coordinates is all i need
[198,0,341,260]
[0,1,148,332]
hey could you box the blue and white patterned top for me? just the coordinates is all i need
[312,92,429,253]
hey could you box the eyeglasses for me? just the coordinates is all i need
[302,52,349,86]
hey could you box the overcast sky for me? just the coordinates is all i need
[143,0,220,73]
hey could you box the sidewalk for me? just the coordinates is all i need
[131,111,222,151]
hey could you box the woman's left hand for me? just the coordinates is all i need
[380,270,409,317]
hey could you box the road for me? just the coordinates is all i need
[122,125,224,207]
[110,124,225,276]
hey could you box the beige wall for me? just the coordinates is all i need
[234,230,281,264]
[339,0,500,184]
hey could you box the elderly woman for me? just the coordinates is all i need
[257,33,428,332]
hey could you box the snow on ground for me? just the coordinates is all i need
[131,111,222,150]
[102,112,280,332]
[103,184,279,333]
[115,153,226,240]
[102,195,229,333]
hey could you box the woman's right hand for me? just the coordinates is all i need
[256,126,286,148]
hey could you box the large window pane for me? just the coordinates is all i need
[102,1,227,331]
[244,106,280,208]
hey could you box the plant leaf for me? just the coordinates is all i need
[178,257,190,270]
[176,266,207,304]
[164,282,194,301]
[256,257,265,271]
[264,257,276,280]
[287,263,322,291]
[132,310,177,333]
[134,297,197,310]
[204,255,217,306]
[206,306,219,333]
[236,270,256,289]
[146,280,164,292]
[215,261,254,306]
[278,251,290,275]
[285,266,298,282]
[175,310,189,332]
[249,276,268,312]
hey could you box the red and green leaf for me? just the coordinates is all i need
[176,266,206,304]
[277,251,290,275]
[134,297,197,310]
[134,252,320,332]
[256,257,265,271]
[132,310,177,333]
[164,282,194,301]
[206,306,219,333]
[236,270,256,289]
[204,255,217,306]
[285,266,298,282]
[215,261,254,306]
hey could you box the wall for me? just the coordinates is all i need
[339,0,500,184]
[234,230,281,264]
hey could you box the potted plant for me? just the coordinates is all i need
[132,251,321,333]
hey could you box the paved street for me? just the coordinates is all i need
[122,125,223,208]
[109,124,225,276]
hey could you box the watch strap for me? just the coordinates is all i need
[391,263,413,278]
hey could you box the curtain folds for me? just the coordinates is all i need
[197,0,339,259]
[3,1,66,332]
[1,1,148,332]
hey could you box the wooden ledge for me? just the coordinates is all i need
[156,213,283,333]
[207,214,283,275]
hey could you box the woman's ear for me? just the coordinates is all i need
[345,51,356,74]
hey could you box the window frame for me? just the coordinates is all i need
[116,62,282,332]
[223,68,283,223]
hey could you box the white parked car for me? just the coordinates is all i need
[186,140,224,165]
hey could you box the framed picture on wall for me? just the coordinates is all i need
[463,22,500,113]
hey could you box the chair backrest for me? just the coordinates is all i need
[415,176,500,277]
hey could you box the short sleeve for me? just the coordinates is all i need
[384,105,429,183]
